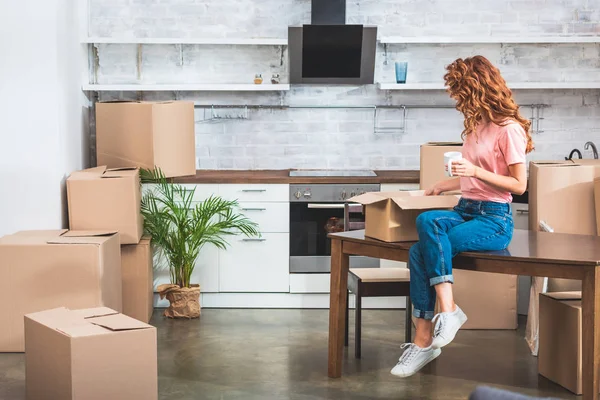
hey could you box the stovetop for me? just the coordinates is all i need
[289,170,377,177]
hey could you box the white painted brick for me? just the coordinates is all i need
[90,0,600,170]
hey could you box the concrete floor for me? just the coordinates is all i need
[0,309,576,400]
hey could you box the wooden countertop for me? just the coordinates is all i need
[174,170,420,184]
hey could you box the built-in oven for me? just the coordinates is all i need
[289,182,381,273]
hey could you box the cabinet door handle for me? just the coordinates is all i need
[241,208,266,211]
[516,209,529,214]
[242,238,266,242]
[242,189,266,193]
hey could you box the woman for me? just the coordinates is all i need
[391,55,533,377]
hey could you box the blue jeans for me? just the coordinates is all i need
[410,198,514,320]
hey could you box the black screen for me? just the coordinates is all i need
[302,25,363,79]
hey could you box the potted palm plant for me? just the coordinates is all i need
[140,168,259,319]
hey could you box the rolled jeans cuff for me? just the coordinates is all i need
[430,274,454,286]
[413,308,434,320]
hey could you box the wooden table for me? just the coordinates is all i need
[327,229,600,400]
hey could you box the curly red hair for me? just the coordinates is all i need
[444,55,534,153]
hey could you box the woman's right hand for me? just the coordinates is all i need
[425,185,443,196]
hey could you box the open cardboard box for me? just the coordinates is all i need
[349,190,460,242]
[0,230,122,352]
[25,307,157,400]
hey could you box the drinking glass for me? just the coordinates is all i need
[395,62,408,84]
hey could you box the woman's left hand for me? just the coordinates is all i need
[452,158,478,177]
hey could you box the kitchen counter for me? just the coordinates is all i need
[174,170,420,184]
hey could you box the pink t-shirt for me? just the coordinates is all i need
[460,121,527,203]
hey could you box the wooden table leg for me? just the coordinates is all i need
[582,267,600,400]
[328,238,350,378]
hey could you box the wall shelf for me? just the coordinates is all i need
[378,36,600,44]
[82,83,291,92]
[81,37,288,45]
[378,82,600,90]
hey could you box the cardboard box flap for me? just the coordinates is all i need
[103,167,139,179]
[88,313,153,331]
[530,160,579,167]
[0,230,68,245]
[392,194,460,210]
[68,166,108,180]
[73,307,120,319]
[349,192,390,205]
[47,231,118,245]
[543,291,582,301]
[349,190,425,205]
[56,324,110,338]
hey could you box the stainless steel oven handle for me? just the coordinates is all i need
[241,208,266,211]
[307,203,346,209]
[242,238,267,242]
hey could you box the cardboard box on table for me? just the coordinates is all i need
[96,101,196,178]
[348,190,460,242]
[67,166,143,245]
[121,237,154,323]
[419,142,463,191]
[0,230,121,352]
[538,291,586,394]
[25,307,157,400]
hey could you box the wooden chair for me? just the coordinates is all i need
[345,267,412,358]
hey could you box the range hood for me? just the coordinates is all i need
[288,0,377,84]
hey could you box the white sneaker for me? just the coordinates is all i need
[390,343,442,378]
[431,305,468,349]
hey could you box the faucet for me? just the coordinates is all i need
[585,141,598,159]
[566,149,582,160]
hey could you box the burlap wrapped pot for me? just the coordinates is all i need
[157,284,201,319]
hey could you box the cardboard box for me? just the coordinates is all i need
[412,270,518,330]
[349,190,459,242]
[0,230,122,352]
[96,101,196,178]
[419,142,463,190]
[25,307,157,400]
[67,166,143,245]
[529,161,597,235]
[122,238,153,323]
[451,270,517,329]
[539,291,585,394]
[595,178,600,235]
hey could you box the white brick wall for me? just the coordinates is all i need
[90,0,600,170]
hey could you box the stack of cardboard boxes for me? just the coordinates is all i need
[528,159,600,394]
[0,101,195,399]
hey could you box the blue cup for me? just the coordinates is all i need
[395,62,408,84]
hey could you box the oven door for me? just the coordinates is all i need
[289,202,379,273]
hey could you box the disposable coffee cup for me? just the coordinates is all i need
[444,151,462,177]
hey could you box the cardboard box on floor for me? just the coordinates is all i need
[538,291,585,394]
[0,230,122,352]
[349,190,460,242]
[419,142,463,190]
[67,166,143,245]
[25,307,157,400]
[96,101,196,178]
[122,238,154,323]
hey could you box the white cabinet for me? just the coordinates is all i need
[218,184,288,202]
[379,183,419,268]
[219,233,290,292]
[153,244,220,293]
[238,202,289,233]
